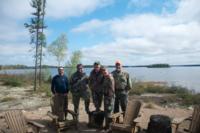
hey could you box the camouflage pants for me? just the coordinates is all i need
[104,96,114,129]
[51,94,68,121]
[92,90,103,111]
[72,90,90,115]
[114,90,128,113]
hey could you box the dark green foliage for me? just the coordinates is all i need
[0,65,28,70]
[147,64,170,68]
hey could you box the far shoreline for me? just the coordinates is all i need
[1,64,200,70]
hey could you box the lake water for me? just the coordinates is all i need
[0,67,200,92]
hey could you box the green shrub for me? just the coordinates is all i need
[130,81,169,95]
[3,78,23,87]
[1,97,16,102]
[130,81,200,106]
[37,83,52,97]
[177,93,200,106]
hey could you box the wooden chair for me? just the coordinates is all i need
[1,110,45,133]
[111,100,142,133]
[47,95,78,133]
[172,105,200,133]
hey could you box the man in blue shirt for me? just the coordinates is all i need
[51,67,69,94]
[51,67,69,121]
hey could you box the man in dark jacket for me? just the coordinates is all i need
[70,64,90,119]
[89,62,104,111]
[51,67,69,121]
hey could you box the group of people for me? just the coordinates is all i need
[51,61,132,130]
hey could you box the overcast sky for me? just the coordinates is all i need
[0,0,200,66]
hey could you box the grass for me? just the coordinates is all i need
[1,97,17,102]
[36,82,52,97]
[0,72,199,105]
[3,78,23,87]
[144,102,157,109]
[0,73,34,87]
[130,81,191,95]
[130,81,200,106]
[0,69,52,97]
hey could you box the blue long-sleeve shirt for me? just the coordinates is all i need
[51,74,69,94]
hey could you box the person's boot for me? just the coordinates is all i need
[104,117,113,133]
[74,108,79,121]
[85,100,90,114]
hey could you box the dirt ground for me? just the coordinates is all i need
[0,84,193,133]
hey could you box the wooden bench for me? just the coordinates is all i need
[172,105,200,133]
[1,110,45,133]
[47,96,78,133]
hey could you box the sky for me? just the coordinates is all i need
[0,0,200,66]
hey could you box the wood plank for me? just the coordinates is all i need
[13,110,26,133]
[189,106,200,133]
[5,110,27,133]
[6,111,17,132]
[124,100,142,125]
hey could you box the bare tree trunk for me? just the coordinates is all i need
[39,0,45,87]
[34,32,39,91]
[34,7,41,91]
[39,44,42,87]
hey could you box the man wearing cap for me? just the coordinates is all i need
[51,67,69,121]
[101,66,115,130]
[89,62,104,111]
[70,64,90,119]
[112,61,132,114]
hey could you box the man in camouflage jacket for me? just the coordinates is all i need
[70,64,90,119]
[112,61,132,114]
[101,66,115,130]
[89,62,104,111]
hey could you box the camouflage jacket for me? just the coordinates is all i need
[89,70,104,92]
[70,71,89,93]
[102,74,115,97]
[112,70,132,91]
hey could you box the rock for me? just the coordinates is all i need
[188,106,193,110]
[41,93,46,97]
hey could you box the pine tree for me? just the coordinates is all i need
[25,0,47,91]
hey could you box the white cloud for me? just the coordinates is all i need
[0,0,114,20]
[1,0,200,65]
[47,0,114,19]
[0,21,28,42]
[81,37,200,65]
[0,43,33,65]
[73,0,200,65]
[0,0,114,65]
[0,43,31,56]
[0,0,32,20]
[71,19,111,33]
[174,0,200,23]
